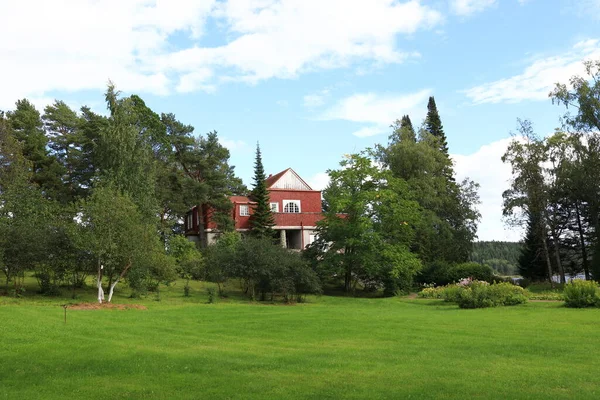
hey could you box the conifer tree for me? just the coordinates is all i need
[425,96,449,154]
[518,210,549,281]
[399,115,416,142]
[249,143,275,238]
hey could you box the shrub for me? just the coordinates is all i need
[418,286,445,299]
[443,284,462,303]
[563,280,599,308]
[457,282,527,309]
[206,287,217,304]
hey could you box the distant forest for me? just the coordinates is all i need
[470,241,522,276]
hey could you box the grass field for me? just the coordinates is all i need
[2,280,600,399]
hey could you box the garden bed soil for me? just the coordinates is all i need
[67,303,147,310]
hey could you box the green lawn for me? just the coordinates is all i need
[1,281,600,399]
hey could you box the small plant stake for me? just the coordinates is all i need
[62,304,68,324]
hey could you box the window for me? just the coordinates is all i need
[186,213,193,230]
[270,202,279,212]
[283,200,301,213]
[240,205,250,216]
[309,234,316,245]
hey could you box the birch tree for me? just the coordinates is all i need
[82,185,158,303]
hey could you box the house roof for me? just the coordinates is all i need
[230,196,254,203]
[265,168,290,188]
[265,168,313,190]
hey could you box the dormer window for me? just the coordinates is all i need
[283,200,301,213]
[240,205,250,216]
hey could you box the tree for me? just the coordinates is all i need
[502,120,556,285]
[249,144,275,238]
[551,59,600,279]
[168,235,204,295]
[97,84,159,220]
[551,59,600,133]
[379,127,479,264]
[0,116,54,294]
[82,184,165,303]
[518,210,549,280]
[43,100,85,203]
[6,99,64,199]
[308,153,422,294]
[166,112,244,243]
[425,96,449,154]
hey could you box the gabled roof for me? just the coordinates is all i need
[265,168,313,191]
[265,168,289,188]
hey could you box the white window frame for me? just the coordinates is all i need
[283,200,301,213]
[239,204,250,216]
[270,202,279,213]
[187,213,193,229]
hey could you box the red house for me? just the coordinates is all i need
[185,168,323,249]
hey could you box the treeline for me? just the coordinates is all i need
[470,241,522,275]
[503,60,600,283]
[0,85,245,299]
[1,87,483,299]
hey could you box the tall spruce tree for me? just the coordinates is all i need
[249,144,275,238]
[425,96,449,154]
[518,210,549,281]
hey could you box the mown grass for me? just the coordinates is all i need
[2,278,600,399]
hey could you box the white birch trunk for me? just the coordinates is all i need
[97,264,104,304]
[107,279,120,303]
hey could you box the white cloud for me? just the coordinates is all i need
[303,89,330,108]
[569,0,600,20]
[307,172,330,191]
[463,39,600,104]
[162,0,441,86]
[322,89,431,138]
[221,138,250,153]
[0,0,216,109]
[323,90,431,125]
[0,0,444,108]
[450,0,497,16]
[452,138,524,241]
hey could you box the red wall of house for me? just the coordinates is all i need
[268,190,322,213]
[190,189,323,233]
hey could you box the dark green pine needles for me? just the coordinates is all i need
[249,143,275,238]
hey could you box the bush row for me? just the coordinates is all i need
[418,279,528,308]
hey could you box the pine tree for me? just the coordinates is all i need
[425,96,449,154]
[249,144,275,238]
[399,115,416,141]
[518,211,549,281]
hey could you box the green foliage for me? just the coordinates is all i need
[417,261,494,286]
[456,282,527,309]
[249,144,275,238]
[470,241,521,275]
[308,153,422,294]
[168,235,204,295]
[205,235,321,302]
[379,120,480,264]
[425,96,449,155]
[563,279,599,308]
[418,286,445,299]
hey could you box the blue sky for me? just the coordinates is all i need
[2,0,600,241]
